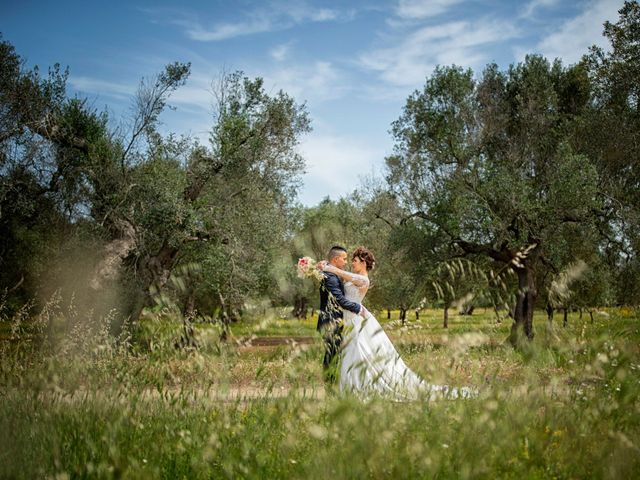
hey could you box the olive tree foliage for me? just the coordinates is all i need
[0,37,311,330]
[0,36,117,312]
[362,188,505,326]
[387,56,603,346]
[0,43,194,322]
[583,0,640,305]
[118,71,311,326]
[371,223,428,325]
[355,191,428,322]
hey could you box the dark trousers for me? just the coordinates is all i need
[321,322,343,382]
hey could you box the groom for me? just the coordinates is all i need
[317,245,363,383]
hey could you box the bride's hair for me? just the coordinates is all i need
[352,247,376,271]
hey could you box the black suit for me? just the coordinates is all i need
[317,271,361,372]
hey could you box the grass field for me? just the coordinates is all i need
[1,305,639,478]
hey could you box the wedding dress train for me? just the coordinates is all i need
[339,276,473,401]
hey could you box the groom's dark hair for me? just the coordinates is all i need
[328,245,347,261]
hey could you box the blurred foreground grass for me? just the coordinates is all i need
[1,302,639,478]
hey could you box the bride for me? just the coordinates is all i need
[320,247,473,401]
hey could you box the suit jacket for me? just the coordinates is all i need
[316,271,361,331]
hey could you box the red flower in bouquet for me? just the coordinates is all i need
[296,256,324,281]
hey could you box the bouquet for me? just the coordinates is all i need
[296,256,325,282]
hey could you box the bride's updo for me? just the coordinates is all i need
[352,246,376,271]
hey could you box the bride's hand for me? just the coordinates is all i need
[316,260,328,271]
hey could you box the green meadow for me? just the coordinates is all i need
[2,304,639,479]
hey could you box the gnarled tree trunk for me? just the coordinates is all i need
[443,303,449,329]
[292,295,308,319]
[217,292,230,341]
[509,264,537,346]
[400,307,407,326]
[545,303,553,322]
[90,220,137,291]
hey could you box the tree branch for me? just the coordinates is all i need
[374,212,394,228]
[400,210,430,225]
[7,275,24,295]
[29,115,89,155]
[455,240,513,263]
[539,254,558,274]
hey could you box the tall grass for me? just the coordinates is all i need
[1,299,639,478]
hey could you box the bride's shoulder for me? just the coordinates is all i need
[350,273,370,288]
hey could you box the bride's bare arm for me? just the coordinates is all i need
[321,263,369,288]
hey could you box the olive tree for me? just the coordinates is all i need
[387,57,602,345]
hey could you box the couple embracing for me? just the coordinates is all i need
[316,245,473,400]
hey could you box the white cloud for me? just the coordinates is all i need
[533,0,620,64]
[157,110,212,145]
[359,18,519,87]
[262,61,348,104]
[163,2,343,42]
[297,132,386,205]
[521,0,561,19]
[310,8,339,21]
[286,5,338,23]
[396,0,464,19]
[69,76,135,100]
[71,71,215,115]
[270,43,293,62]
[166,72,215,111]
[180,18,272,41]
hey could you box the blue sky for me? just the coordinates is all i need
[2,0,623,205]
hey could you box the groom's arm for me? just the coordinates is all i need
[324,273,361,315]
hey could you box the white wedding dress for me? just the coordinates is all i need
[339,273,472,401]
